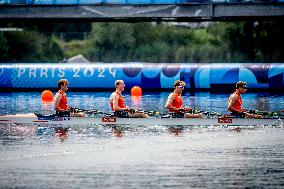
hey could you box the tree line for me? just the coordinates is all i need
[0,21,283,63]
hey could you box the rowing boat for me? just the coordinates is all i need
[0,114,283,127]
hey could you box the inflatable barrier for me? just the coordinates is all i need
[0,63,283,91]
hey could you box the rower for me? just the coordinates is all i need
[54,79,84,117]
[165,80,202,118]
[109,80,149,118]
[228,81,262,119]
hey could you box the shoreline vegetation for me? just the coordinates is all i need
[0,21,283,63]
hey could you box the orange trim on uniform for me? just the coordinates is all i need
[110,92,125,111]
[168,93,183,113]
[56,90,68,111]
[232,92,242,111]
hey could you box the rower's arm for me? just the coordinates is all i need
[54,93,64,112]
[228,94,242,113]
[112,93,127,111]
[165,93,181,111]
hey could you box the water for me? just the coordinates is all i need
[0,92,284,188]
[0,91,283,115]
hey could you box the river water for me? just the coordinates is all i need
[0,92,283,188]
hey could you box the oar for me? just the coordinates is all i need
[182,108,223,117]
[77,108,149,116]
[70,107,99,114]
[70,107,111,116]
[135,109,164,116]
[248,110,284,118]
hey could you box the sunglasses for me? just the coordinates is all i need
[241,86,247,89]
[177,86,185,89]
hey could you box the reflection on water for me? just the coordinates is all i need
[54,127,68,142]
[168,127,184,136]
[0,124,283,188]
[111,126,124,138]
[0,92,284,188]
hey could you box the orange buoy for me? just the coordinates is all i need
[41,90,53,102]
[131,86,142,96]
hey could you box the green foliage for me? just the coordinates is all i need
[0,33,9,60]
[221,21,284,62]
[84,22,231,63]
[58,39,90,60]
[0,21,283,63]
[0,31,63,62]
[51,22,92,41]
[41,36,64,62]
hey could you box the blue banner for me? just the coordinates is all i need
[0,63,283,90]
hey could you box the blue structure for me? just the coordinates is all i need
[0,0,199,4]
[0,0,280,4]
[1,0,283,21]
[0,63,283,91]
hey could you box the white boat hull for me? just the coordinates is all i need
[0,114,283,127]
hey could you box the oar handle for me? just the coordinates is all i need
[248,110,282,117]
[135,109,165,116]
[71,107,226,118]
[180,108,203,114]
[181,109,223,117]
[70,107,109,115]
